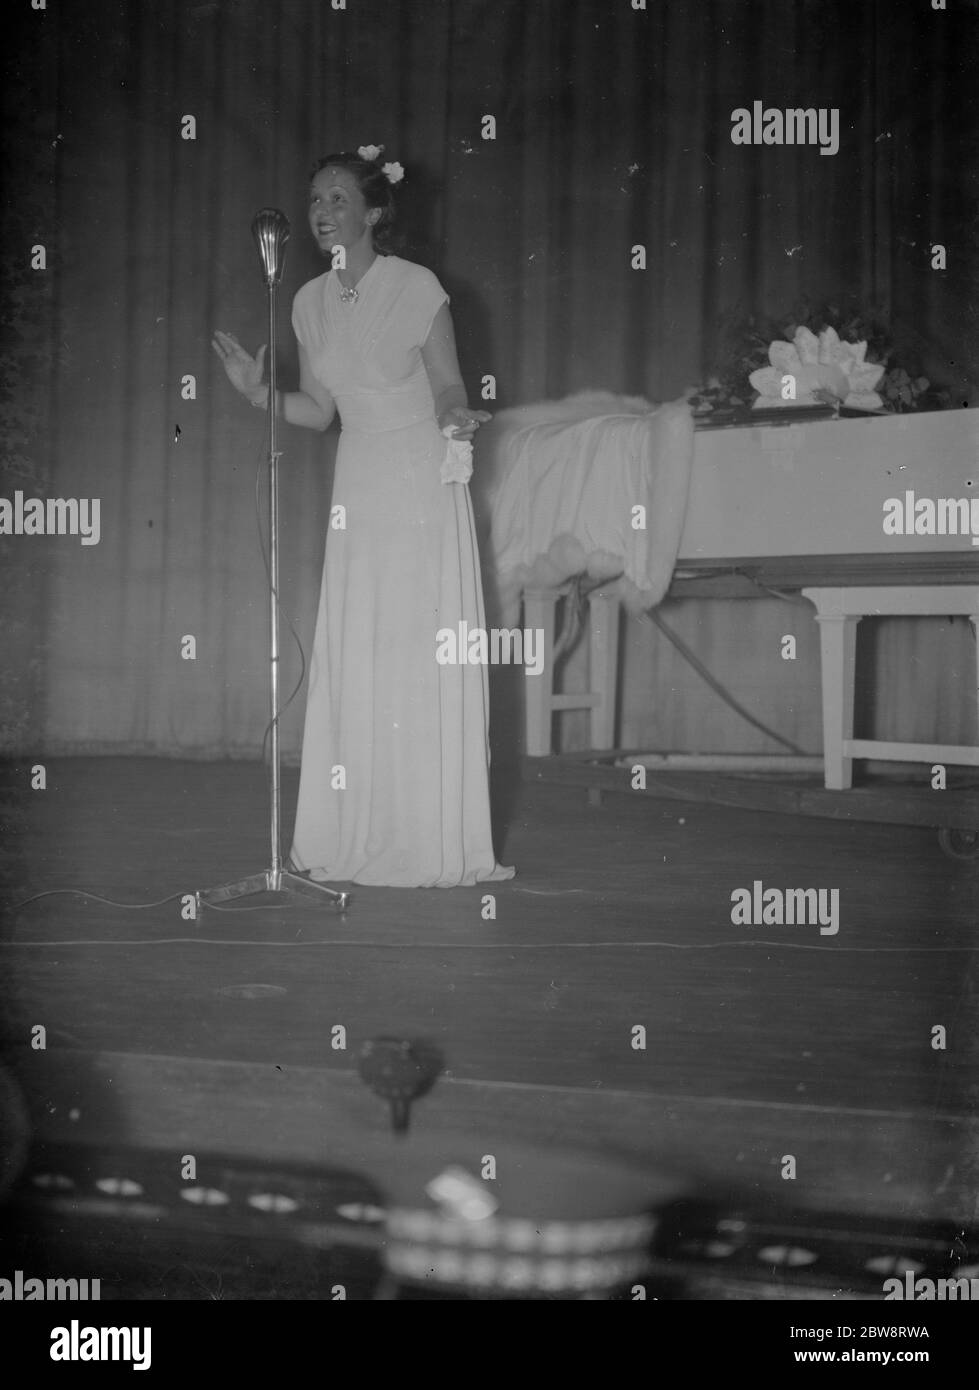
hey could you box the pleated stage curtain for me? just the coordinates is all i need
[1,0,976,758]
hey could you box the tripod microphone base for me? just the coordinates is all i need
[196,869,351,914]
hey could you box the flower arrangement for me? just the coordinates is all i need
[689,299,949,417]
[749,325,885,410]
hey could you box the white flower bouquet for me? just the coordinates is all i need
[749,325,885,411]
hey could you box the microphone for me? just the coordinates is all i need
[251,208,290,286]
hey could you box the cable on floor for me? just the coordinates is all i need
[1,936,976,953]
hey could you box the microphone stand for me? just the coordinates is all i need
[197,211,350,914]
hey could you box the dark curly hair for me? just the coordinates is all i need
[310,150,401,254]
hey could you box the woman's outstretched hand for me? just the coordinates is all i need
[212,331,267,401]
[438,406,492,443]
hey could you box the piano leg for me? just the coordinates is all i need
[589,591,621,751]
[806,592,861,790]
[524,588,558,756]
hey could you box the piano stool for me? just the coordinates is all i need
[801,585,979,790]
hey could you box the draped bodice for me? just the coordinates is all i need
[291,254,449,435]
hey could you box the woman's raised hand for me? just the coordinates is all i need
[212,331,267,401]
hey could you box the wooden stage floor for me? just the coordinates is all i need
[1,757,977,1297]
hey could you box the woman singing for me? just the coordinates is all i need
[212,146,514,888]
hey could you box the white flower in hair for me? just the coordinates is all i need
[382,161,405,185]
[357,144,384,162]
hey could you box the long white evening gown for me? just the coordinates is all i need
[288,253,514,887]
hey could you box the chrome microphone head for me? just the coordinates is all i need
[251,208,290,286]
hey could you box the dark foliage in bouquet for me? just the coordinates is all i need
[689,296,953,416]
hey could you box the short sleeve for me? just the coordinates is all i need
[409,266,450,347]
[291,288,309,349]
